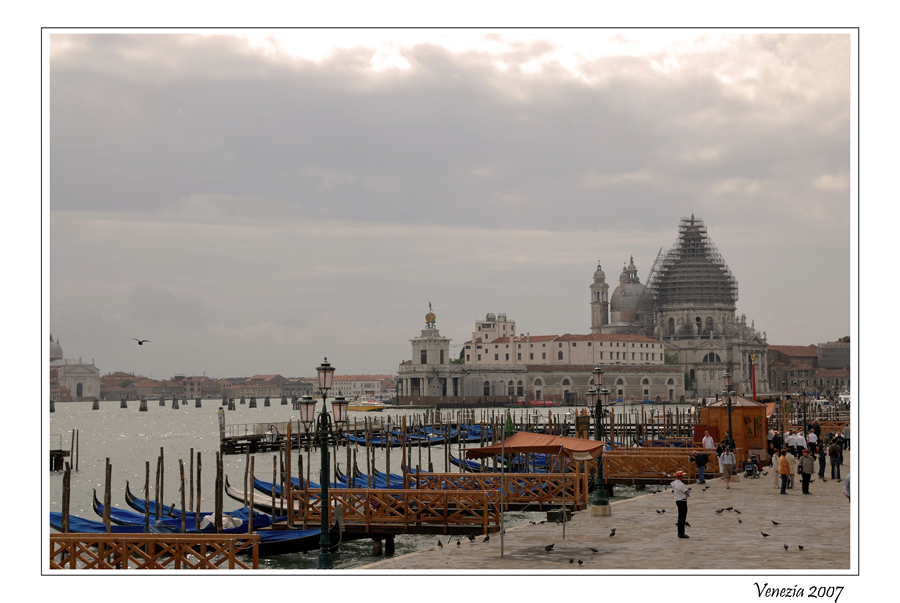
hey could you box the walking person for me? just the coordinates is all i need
[691,450,710,484]
[673,470,690,538]
[807,430,818,454]
[772,448,782,488]
[786,448,798,489]
[843,425,850,450]
[834,433,845,465]
[817,445,827,482]
[828,440,842,480]
[798,449,815,494]
[843,474,851,502]
[778,448,791,494]
[719,446,736,489]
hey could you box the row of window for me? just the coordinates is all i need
[469,351,658,362]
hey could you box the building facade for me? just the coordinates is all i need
[50,334,101,401]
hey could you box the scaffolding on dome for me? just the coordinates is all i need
[646,216,739,307]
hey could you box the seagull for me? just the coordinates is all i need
[609,529,616,537]
[761,532,770,538]
[132,339,151,345]
[772,520,780,526]
[545,544,555,551]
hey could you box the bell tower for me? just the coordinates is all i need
[590,262,609,333]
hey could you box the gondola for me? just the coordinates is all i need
[50,512,145,534]
[95,489,273,530]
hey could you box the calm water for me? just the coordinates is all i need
[47,400,689,569]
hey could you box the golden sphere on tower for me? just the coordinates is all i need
[425,312,436,324]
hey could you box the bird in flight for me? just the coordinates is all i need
[133,339,151,345]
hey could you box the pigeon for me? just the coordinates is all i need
[483,534,490,543]
[761,532,770,537]
[725,507,733,511]
[715,509,724,515]
[609,529,616,537]
[467,534,475,541]
[132,338,151,345]
[656,510,661,514]
[545,544,555,551]
[734,509,741,514]
[457,540,461,546]
[539,520,546,525]
[762,471,768,476]
[738,518,742,524]
[772,520,780,526]
[784,544,789,550]
[589,547,599,553]
[438,540,443,548]
[799,545,804,551]
[530,521,537,525]
[661,509,666,514]
[569,558,574,563]
[578,560,584,566]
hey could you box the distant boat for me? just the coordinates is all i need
[528,400,558,407]
[348,397,386,412]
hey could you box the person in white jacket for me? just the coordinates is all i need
[786,450,798,489]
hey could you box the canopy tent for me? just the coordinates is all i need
[464,431,605,461]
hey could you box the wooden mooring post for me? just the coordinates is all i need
[195,398,202,408]
[249,397,257,408]
[172,398,179,409]
[139,399,148,412]
[120,399,128,409]
[50,400,55,412]
[92,400,99,410]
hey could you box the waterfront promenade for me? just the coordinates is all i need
[359,451,852,571]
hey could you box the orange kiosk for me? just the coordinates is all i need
[698,395,769,465]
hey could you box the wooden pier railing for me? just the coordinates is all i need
[409,472,584,507]
[292,489,501,532]
[49,533,259,570]
[601,447,739,484]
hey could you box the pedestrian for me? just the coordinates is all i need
[702,430,715,450]
[786,448,798,489]
[817,445,827,482]
[772,448,782,488]
[719,446,736,489]
[772,430,784,452]
[843,425,850,450]
[814,422,821,439]
[807,430,818,454]
[691,450,710,484]
[834,433,844,465]
[778,448,791,495]
[672,470,690,538]
[798,449,815,494]
[843,474,851,502]
[828,440,842,480]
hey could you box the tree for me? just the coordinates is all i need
[684,373,693,389]
[121,379,135,389]
[664,351,679,365]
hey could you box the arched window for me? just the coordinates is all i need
[642,378,650,385]
[76,383,84,398]
[690,369,696,381]
[508,381,514,396]
[706,317,713,333]
[695,317,702,331]
[558,351,564,360]
[534,378,543,387]
[702,352,722,363]
[420,350,427,364]
[668,317,675,335]
[517,381,524,396]
[667,378,675,386]
[562,379,570,387]
[483,381,490,396]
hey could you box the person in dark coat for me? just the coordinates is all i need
[798,449,816,494]
[817,445,827,481]
[690,451,710,484]
[828,441,842,480]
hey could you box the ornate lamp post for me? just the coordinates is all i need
[590,378,611,515]
[799,378,808,439]
[298,358,348,570]
[723,371,736,451]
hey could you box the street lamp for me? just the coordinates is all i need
[298,358,348,570]
[799,378,808,440]
[722,371,735,451]
[590,382,611,514]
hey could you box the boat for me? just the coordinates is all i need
[347,397,386,412]
[50,512,145,534]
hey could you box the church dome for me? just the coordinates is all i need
[50,334,63,362]
[610,257,647,320]
[593,263,606,282]
[649,216,738,308]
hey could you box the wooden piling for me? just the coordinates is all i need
[92,400,99,410]
[215,452,224,533]
[144,462,150,533]
[195,398,202,408]
[189,448,194,514]
[120,399,128,409]
[196,452,202,527]
[179,459,186,533]
[62,462,70,533]
[104,458,111,533]
[249,397,257,408]
[172,398,179,409]
[160,397,166,406]
[249,456,255,535]
[264,396,270,407]
[139,399,147,412]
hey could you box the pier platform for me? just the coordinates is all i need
[358,451,852,571]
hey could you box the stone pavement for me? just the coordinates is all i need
[358,451,852,571]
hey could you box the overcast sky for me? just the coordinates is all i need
[46,30,854,379]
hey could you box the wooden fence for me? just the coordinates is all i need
[49,533,259,570]
[292,489,501,532]
[601,447,738,484]
[409,472,584,506]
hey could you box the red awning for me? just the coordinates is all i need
[464,431,604,461]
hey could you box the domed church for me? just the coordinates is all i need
[590,216,768,397]
[49,333,101,401]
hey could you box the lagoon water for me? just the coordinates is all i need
[47,399,688,569]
